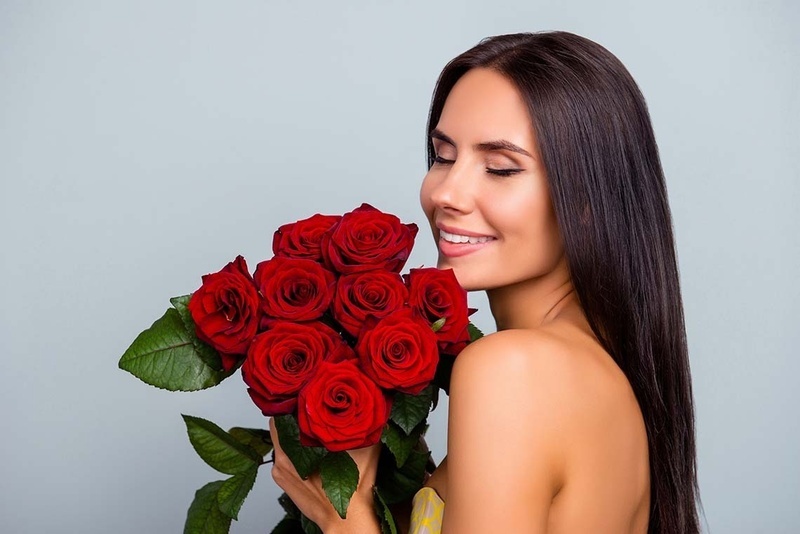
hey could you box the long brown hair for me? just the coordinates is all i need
[426,31,701,533]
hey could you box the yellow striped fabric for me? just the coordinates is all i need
[408,486,444,534]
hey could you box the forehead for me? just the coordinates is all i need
[436,67,537,149]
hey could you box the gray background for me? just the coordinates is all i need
[1,1,797,532]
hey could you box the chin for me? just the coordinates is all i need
[436,262,482,292]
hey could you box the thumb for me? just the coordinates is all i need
[348,442,382,488]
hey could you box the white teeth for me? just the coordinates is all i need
[440,230,493,244]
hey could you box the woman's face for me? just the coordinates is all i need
[419,67,563,292]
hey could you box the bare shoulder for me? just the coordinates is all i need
[444,326,649,532]
[449,325,646,473]
[442,327,612,530]
[451,326,640,424]
[452,327,576,381]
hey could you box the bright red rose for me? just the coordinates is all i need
[272,213,342,262]
[332,271,408,337]
[356,309,439,394]
[241,322,329,416]
[297,359,391,452]
[405,267,470,355]
[253,257,336,321]
[187,255,261,371]
[321,203,418,274]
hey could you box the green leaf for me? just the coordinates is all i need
[381,421,427,468]
[319,452,359,519]
[431,385,440,411]
[183,480,232,534]
[119,307,229,391]
[390,386,434,435]
[170,294,227,372]
[276,495,324,534]
[217,465,258,520]
[228,427,273,458]
[274,415,327,479]
[183,415,260,475]
[467,322,484,342]
[300,515,323,534]
[376,442,431,505]
[432,354,456,396]
[430,317,446,332]
[373,488,398,534]
[278,492,301,520]
[270,516,304,534]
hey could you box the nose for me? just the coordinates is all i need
[427,160,476,215]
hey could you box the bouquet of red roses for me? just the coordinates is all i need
[119,203,480,534]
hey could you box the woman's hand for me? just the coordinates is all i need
[268,417,382,534]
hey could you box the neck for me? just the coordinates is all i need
[486,255,580,331]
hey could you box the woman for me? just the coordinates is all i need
[269,30,701,533]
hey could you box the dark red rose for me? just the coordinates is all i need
[332,271,408,337]
[321,203,418,274]
[307,321,357,363]
[253,257,336,321]
[297,359,391,452]
[187,255,261,371]
[405,267,470,355]
[356,309,439,394]
[241,322,328,416]
[272,213,342,262]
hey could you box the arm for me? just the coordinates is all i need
[442,330,573,533]
[268,417,381,534]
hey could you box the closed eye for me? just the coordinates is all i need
[486,168,522,177]
[434,155,522,177]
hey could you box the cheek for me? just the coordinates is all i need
[525,197,563,267]
[419,172,436,221]
[496,187,562,266]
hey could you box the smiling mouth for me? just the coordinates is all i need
[439,229,496,244]
[437,232,496,258]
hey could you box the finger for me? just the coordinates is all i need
[268,418,302,476]
[268,417,286,469]
[348,442,382,474]
[268,418,294,487]
[268,417,283,454]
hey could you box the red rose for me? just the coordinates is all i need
[405,267,470,355]
[272,213,342,262]
[297,359,391,452]
[356,309,439,394]
[187,255,262,371]
[253,257,336,321]
[241,322,329,416]
[332,271,408,337]
[307,321,357,363]
[322,203,418,274]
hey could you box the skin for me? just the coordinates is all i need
[268,417,382,533]
[270,66,651,533]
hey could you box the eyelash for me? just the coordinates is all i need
[432,155,522,177]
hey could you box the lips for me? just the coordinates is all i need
[435,224,496,258]
[440,229,493,244]
[436,223,494,239]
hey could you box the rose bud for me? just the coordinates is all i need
[272,213,342,262]
[253,257,336,322]
[187,255,261,371]
[241,322,330,416]
[405,267,471,355]
[297,359,391,452]
[332,270,408,338]
[356,308,440,395]
[321,203,418,274]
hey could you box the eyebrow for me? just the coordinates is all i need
[430,128,534,159]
